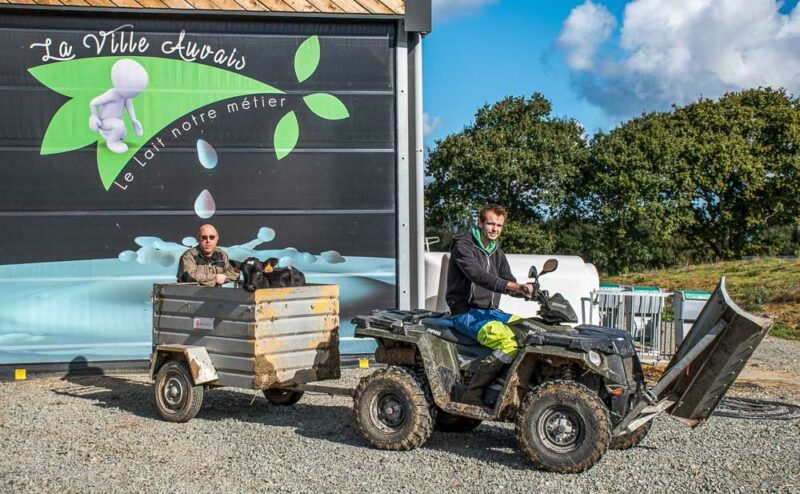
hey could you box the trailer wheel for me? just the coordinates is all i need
[153,360,204,423]
[610,421,652,450]
[515,380,610,473]
[263,388,304,406]
[354,366,434,450]
[434,408,483,433]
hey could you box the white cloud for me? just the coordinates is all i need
[556,1,617,71]
[557,0,800,118]
[433,0,498,22]
[423,113,441,137]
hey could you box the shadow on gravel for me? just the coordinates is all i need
[51,375,560,469]
[51,374,362,447]
[424,425,532,470]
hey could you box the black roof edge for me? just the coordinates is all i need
[404,0,431,34]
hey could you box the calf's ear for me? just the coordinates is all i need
[229,259,242,270]
[263,257,279,273]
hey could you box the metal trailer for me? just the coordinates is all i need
[150,283,353,422]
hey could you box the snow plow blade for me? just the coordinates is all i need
[657,277,773,425]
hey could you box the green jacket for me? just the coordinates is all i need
[176,247,239,287]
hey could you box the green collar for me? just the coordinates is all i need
[471,226,497,255]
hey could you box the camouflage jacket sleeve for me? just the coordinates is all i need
[177,249,217,287]
[219,250,240,283]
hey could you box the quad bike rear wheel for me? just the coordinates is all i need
[515,380,610,473]
[354,366,434,450]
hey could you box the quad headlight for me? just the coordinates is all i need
[588,350,603,367]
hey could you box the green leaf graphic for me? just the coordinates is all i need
[303,93,349,120]
[294,36,320,83]
[29,56,283,190]
[274,111,299,160]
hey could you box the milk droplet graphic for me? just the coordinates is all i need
[182,236,196,247]
[194,189,216,219]
[160,254,176,267]
[197,139,218,169]
[301,252,317,264]
[257,227,276,242]
[278,256,295,267]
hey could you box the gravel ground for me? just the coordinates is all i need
[1,337,799,494]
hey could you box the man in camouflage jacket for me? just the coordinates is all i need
[177,224,239,286]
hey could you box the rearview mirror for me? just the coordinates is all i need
[541,259,558,275]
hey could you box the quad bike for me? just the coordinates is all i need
[351,260,772,473]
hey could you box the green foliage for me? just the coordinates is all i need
[589,88,800,270]
[770,323,800,341]
[736,285,773,312]
[425,88,800,276]
[425,93,588,253]
[499,221,556,254]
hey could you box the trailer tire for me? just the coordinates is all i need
[515,380,610,473]
[354,366,434,450]
[153,360,204,423]
[610,421,651,450]
[434,409,483,433]
[263,389,304,406]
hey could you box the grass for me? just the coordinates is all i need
[605,258,800,341]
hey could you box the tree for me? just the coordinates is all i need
[589,88,800,271]
[675,89,800,259]
[586,109,695,273]
[425,93,588,253]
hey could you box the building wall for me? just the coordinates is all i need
[0,8,402,364]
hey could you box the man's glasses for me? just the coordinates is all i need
[200,235,217,241]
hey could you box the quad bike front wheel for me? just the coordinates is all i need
[354,366,434,450]
[153,360,204,423]
[515,380,611,473]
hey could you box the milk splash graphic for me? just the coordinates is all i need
[118,226,346,269]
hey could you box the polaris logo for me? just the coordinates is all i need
[426,328,442,336]
[552,302,567,309]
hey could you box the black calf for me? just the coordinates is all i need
[230,257,306,292]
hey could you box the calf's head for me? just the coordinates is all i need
[230,257,280,292]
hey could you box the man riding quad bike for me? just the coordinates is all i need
[350,260,772,473]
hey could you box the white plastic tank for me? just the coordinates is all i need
[424,252,600,324]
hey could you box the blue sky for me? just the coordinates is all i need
[422,0,800,148]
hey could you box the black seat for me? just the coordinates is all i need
[420,317,479,346]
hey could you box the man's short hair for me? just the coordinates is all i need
[479,204,507,222]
